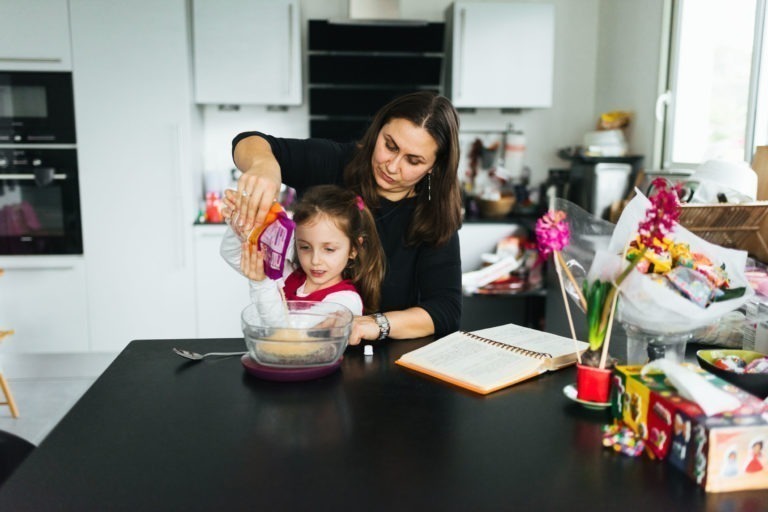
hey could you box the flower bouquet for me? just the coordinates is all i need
[536,179,754,402]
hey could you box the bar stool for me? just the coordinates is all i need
[0,330,18,418]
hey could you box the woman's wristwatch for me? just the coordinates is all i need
[372,313,390,341]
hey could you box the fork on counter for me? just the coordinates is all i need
[172,347,247,361]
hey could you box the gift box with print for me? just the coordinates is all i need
[611,365,768,493]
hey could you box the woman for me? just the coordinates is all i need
[225,91,463,344]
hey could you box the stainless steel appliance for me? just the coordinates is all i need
[0,71,82,255]
[561,153,645,219]
[0,72,76,144]
[0,148,82,254]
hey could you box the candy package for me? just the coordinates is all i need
[227,203,295,280]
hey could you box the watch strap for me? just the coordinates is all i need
[372,313,390,340]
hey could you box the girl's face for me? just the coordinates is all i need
[295,214,355,293]
[371,118,438,201]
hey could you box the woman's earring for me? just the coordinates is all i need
[428,173,432,201]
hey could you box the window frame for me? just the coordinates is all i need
[658,0,768,170]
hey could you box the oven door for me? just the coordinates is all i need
[0,72,76,144]
[0,148,82,254]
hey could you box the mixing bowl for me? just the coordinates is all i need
[241,300,352,368]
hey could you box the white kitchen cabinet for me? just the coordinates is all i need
[0,0,72,71]
[193,225,250,338]
[0,256,89,353]
[445,2,554,108]
[69,0,201,352]
[192,0,302,105]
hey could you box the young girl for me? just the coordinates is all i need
[221,184,385,317]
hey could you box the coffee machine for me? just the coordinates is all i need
[558,151,644,219]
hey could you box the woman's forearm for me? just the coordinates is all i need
[351,307,435,345]
[233,135,281,179]
[384,307,435,339]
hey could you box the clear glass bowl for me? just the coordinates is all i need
[241,300,352,368]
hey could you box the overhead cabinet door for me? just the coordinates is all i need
[447,2,554,108]
[0,0,72,71]
[192,0,301,105]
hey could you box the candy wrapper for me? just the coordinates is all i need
[226,203,295,280]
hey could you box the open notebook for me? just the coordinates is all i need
[396,323,589,395]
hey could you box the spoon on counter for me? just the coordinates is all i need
[172,347,247,361]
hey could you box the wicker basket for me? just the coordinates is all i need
[478,195,516,218]
[679,202,768,263]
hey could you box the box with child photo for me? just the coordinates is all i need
[612,365,768,492]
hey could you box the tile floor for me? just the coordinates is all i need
[0,353,117,445]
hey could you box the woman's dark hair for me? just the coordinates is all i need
[292,185,385,313]
[343,91,462,247]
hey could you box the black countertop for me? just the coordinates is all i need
[0,338,764,511]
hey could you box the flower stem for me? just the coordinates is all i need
[595,247,648,344]
[555,250,587,311]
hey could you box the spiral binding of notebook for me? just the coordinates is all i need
[460,331,552,360]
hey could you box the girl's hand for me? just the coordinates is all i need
[240,242,266,281]
[348,315,380,345]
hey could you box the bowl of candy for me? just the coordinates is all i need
[696,349,768,398]
[241,300,352,369]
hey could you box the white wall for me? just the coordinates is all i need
[202,0,603,188]
[594,0,669,170]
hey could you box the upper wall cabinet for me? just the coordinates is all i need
[445,2,554,109]
[0,0,72,71]
[192,0,301,105]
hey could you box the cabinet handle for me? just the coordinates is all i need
[0,57,62,63]
[170,124,186,270]
[0,173,67,180]
[457,8,466,100]
[286,2,294,97]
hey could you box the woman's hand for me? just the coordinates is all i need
[348,315,380,346]
[230,135,283,232]
[240,242,266,281]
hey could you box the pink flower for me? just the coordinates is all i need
[638,178,681,253]
[536,210,570,257]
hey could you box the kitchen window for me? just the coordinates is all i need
[660,0,767,168]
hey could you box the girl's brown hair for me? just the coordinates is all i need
[343,91,462,247]
[291,185,385,313]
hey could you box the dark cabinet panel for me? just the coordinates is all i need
[309,55,442,86]
[308,19,445,142]
[310,119,370,143]
[309,87,439,117]
[309,20,444,52]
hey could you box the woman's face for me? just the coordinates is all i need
[371,118,438,201]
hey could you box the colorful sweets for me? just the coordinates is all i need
[713,355,768,375]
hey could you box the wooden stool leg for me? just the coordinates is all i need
[0,373,19,418]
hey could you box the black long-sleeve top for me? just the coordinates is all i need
[232,131,462,338]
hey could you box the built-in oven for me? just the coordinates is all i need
[0,147,82,255]
[0,71,82,255]
[0,71,76,144]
